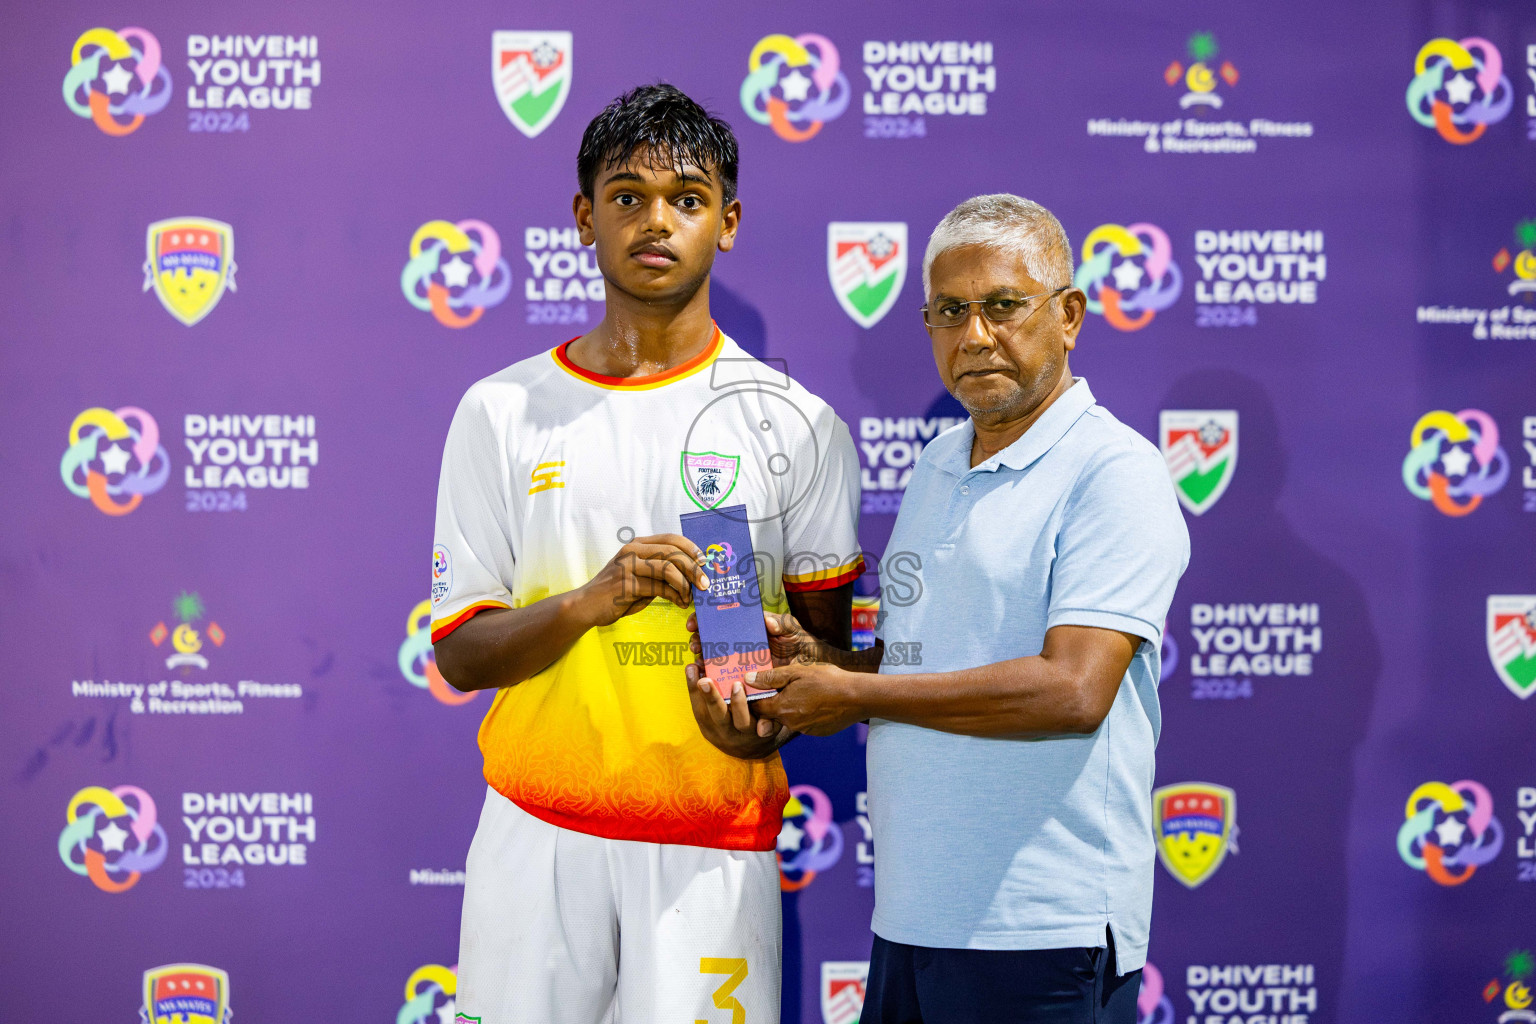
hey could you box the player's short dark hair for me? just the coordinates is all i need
[577,83,739,203]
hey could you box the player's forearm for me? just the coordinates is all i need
[785,584,856,652]
[810,637,884,673]
[434,590,599,692]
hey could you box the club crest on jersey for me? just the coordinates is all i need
[1160,410,1237,516]
[142,963,231,1024]
[1153,782,1238,888]
[821,961,869,1024]
[492,31,572,138]
[143,218,236,326]
[827,222,907,328]
[1488,596,1536,700]
[681,451,741,510]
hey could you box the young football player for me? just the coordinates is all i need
[430,84,863,1024]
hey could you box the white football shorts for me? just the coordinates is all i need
[455,787,782,1024]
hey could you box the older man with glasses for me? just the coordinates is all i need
[731,194,1190,1023]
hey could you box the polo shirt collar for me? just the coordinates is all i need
[948,378,1097,475]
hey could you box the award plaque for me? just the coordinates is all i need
[680,504,774,702]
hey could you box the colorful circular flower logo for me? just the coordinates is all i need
[401,220,512,328]
[62,28,173,136]
[1407,38,1513,145]
[58,785,169,892]
[399,600,477,706]
[777,784,843,891]
[1074,223,1182,332]
[740,34,850,142]
[60,406,170,516]
[1137,962,1175,1024]
[1401,409,1509,517]
[704,541,736,576]
[398,964,457,1024]
[1397,779,1504,886]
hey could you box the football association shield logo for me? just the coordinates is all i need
[828,222,907,328]
[143,218,236,326]
[1160,410,1237,516]
[821,961,869,1024]
[1153,782,1237,888]
[142,963,230,1024]
[1487,596,1536,700]
[681,451,741,510]
[493,32,572,138]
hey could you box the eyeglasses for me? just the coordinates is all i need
[920,287,1067,329]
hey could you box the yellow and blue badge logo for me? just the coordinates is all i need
[143,218,237,326]
[1152,782,1237,888]
[141,963,230,1024]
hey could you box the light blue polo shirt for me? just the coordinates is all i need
[867,378,1188,972]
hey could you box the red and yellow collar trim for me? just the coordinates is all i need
[552,326,723,391]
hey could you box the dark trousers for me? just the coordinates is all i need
[860,929,1140,1024]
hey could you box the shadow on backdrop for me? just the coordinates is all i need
[1151,369,1380,1014]
[712,280,766,359]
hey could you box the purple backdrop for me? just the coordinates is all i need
[4,1,1535,1021]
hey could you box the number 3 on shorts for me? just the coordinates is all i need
[696,957,748,1024]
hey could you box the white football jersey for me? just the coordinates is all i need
[431,327,863,849]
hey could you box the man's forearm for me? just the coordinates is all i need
[845,656,1100,738]
[433,591,597,692]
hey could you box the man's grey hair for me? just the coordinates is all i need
[922,194,1074,297]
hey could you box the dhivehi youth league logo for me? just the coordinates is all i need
[402,220,513,328]
[1488,596,1536,700]
[400,600,476,706]
[59,785,169,892]
[703,542,735,577]
[1397,780,1503,885]
[681,452,741,510]
[492,32,571,138]
[144,218,236,327]
[1406,37,1512,145]
[1152,782,1237,888]
[778,784,842,892]
[1160,410,1237,516]
[431,544,453,607]
[828,222,906,328]
[398,964,457,1024]
[60,406,170,516]
[1074,223,1182,331]
[143,964,231,1024]
[1401,409,1509,516]
[741,34,851,142]
[1137,963,1175,1024]
[63,27,172,136]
